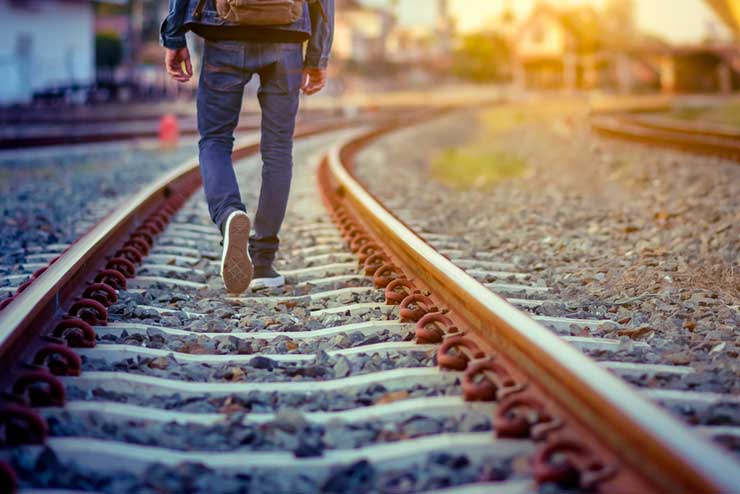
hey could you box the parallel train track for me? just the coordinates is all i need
[591,112,740,162]
[0,113,738,493]
[0,109,339,149]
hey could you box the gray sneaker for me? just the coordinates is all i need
[251,265,285,289]
[220,211,253,294]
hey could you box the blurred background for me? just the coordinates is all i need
[0,0,738,110]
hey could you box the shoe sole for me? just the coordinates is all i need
[220,212,253,294]
[250,275,286,290]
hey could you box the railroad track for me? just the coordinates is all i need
[0,115,364,307]
[0,114,738,493]
[0,117,234,150]
[0,109,341,149]
[591,112,740,162]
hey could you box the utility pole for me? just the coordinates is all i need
[131,0,144,57]
[127,0,144,79]
[437,0,454,54]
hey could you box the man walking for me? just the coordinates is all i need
[161,0,334,293]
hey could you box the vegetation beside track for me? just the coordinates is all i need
[663,101,740,128]
[430,108,527,189]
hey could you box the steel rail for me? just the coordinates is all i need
[320,126,740,493]
[617,113,740,140]
[591,114,740,161]
[0,124,256,150]
[0,113,342,149]
[0,120,351,391]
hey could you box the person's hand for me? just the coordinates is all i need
[301,67,327,95]
[165,47,193,83]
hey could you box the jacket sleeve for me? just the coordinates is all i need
[304,0,334,69]
[160,0,190,49]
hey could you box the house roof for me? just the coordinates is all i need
[560,6,604,53]
[519,4,604,54]
[705,0,740,36]
[519,3,668,54]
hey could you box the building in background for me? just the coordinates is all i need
[512,4,611,89]
[93,0,168,66]
[652,44,740,93]
[435,0,455,58]
[0,0,103,105]
[95,0,196,100]
[386,25,435,65]
[333,0,394,64]
[510,1,739,93]
[387,0,455,62]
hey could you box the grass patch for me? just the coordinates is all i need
[479,107,526,134]
[430,107,528,189]
[431,147,526,189]
[668,107,706,121]
[667,101,740,128]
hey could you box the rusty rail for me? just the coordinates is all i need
[591,114,740,162]
[317,123,740,493]
[2,111,737,493]
[0,120,352,395]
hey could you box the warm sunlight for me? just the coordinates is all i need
[0,1,738,493]
[364,0,734,42]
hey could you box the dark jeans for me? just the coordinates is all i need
[197,39,302,267]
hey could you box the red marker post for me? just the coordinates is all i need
[159,114,180,148]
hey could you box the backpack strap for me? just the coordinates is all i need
[308,0,328,22]
[192,0,207,19]
[192,0,323,23]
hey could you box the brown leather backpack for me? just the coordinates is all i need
[215,0,306,25]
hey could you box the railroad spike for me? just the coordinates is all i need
[415,312,455,343]
[0,460,18,494]
[68,298,108,327]
[53,317,97,347]
[533,438,617,491]
[0,404,48,446]
[33,343,82,377]
[11,370,65,408]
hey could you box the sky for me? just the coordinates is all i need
[362,0,732,43]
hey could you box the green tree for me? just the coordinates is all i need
[453,32,511,82]
[95,32,123,69]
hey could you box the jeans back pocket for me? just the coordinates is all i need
[201,41,246,92]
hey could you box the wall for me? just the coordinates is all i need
[0,0,94,104]
[334,10,387,62]
[515,11,567,60]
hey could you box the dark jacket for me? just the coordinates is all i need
[161,0,334,68]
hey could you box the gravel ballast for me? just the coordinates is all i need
[353,103,740,446]
[7,130,539,493]
[0,141,198,297]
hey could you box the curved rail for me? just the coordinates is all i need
[318,125,740,493]
[0,125,254,150]
[1,112,737,493]
[591,113,740,161]
[0,112,340,149]
[618,113,740,140]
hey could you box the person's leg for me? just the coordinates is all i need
[249,43,303,268]
[197,40,250,230]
